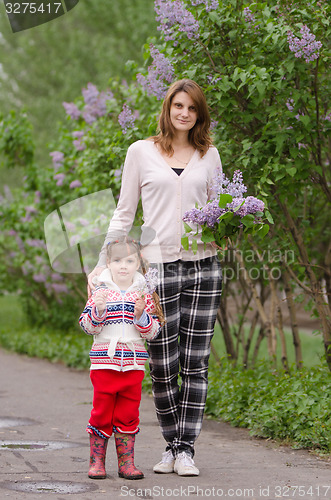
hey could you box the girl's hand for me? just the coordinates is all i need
[94,290,108,316]
[134,296,146,320]
[87,266,105,298]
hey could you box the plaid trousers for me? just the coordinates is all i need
[147,256,222,457]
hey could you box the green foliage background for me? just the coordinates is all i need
[0,0,330,451]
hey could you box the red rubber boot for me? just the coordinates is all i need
[114,433,144,480]
[88,434,108,479]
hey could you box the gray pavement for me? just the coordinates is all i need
[0,349,329,500]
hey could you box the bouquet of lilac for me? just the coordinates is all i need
[182,169,270,252]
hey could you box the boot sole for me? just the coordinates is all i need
[118,472,144,480]
[88,474,107,479]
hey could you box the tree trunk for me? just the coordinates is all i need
[282,268,303,369]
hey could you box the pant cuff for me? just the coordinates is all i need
[86,424,111,439]
[113,425,140,435]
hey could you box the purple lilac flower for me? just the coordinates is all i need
[33,273,47,283]
[82,83,99,105]
[51,273,63,281]
[34,191,41,203]
[50,151,64,171]
[287,25,322,63]
[118,103,136,134]
[72,131,84,139]
[231,196,265,216]
[26,238,46,249]
[137,45,174,100]
[79,218,90,227]
[154,0,199,41]
[51,283,69,294]
[324,113,331,122]
[21,214,32,223]
[144,268,159,294]
[80,85,113,124]
[69,180,82,189]
[184,169,264,228]
[286,99,294,111]
[73,139,86,151]
[210,119,218,130]
[207,74,222,85]
[25,205,37,214]
[62,102,81,120]
[211,169,247,198]
[54,173,65,186]
[191,0,219,11]
[243,6,255,23]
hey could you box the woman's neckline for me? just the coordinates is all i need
[151,141,197,174]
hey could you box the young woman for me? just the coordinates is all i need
[88,79,223,476]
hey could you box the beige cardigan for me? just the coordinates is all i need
[97,139,223,265]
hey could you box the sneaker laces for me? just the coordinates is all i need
[161,450,174,463]
[177,452,195,466]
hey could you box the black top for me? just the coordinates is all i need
[172,168,184,176]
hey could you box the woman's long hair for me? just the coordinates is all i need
[153,79,213,158]
[106,237,166,326]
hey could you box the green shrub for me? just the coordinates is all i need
[206,359,331,453]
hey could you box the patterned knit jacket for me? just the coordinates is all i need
[79,269,161,371]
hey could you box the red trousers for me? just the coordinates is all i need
[87,369,145,439]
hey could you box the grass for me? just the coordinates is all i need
[211,322,325,369]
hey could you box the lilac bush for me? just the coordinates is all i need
[287,25,322,63]
[191,0,219,12]
[118,103,136,134]
[137,45,174,100]
[154,0,199,41]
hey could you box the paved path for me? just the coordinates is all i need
[0,349,329,500]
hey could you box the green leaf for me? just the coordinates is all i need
[183,222,193,233]
[201,227,215,243]
[181,237,189,251]
[191,238,198,255]
[257,224,270,239]
[287,167,297,177]
[265,210,274,224]
[218,193,232,208]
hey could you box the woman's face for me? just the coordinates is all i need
[169,91,198,134]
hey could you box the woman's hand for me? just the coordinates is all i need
[211,238,228,251]
[87,266,106,298]
[134,296,146,320]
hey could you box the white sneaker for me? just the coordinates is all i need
[153,450,175,473]
[174,451,200,476]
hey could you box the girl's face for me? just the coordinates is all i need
[107,246,139,289]
[169,91,198,134]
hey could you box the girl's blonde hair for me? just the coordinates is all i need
[153,79,213,158]
[106,237,166,327]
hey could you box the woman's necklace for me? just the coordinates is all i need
[172,155,189,165]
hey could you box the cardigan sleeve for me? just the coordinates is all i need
[207,147,223,201]
[97,143,141,267]
[79,295,107,336]
[134,295,161,340]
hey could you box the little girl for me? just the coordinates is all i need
[79,237,163,480]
